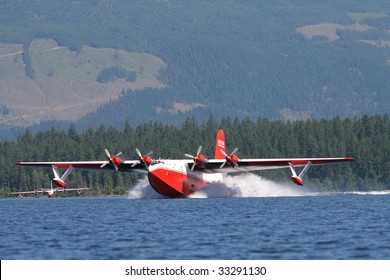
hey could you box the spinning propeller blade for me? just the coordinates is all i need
[185,146,208,171]
[101,149,123,171]
[132,148,153,171]
[220,147,239,168]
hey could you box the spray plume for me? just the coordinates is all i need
[127,174,308,199]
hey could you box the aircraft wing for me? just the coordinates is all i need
[15,160,148,173]
[61,187,90,191]
[10,189,44,195]
[199,157,355,173]
[11,187,90,197]
[55,187,90,192]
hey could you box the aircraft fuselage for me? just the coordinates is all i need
[147,160,223,197]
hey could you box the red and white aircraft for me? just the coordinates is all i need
[16,129,354,198]
[11,183,89,198]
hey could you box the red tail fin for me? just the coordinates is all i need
[214,129,226,159]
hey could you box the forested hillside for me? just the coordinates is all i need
[0,0,389,134]
[0,115,389,197]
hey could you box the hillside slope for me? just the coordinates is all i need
[0,39,165,126]
[0,0,389,129]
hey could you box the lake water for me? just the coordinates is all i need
[1,175,390,260]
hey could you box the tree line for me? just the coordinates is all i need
[0,115,389,197]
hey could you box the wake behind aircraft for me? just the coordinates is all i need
[16,129,354,198]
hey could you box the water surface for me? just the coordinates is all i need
[1,191,389,259]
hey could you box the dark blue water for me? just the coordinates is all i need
[1,194,390,259]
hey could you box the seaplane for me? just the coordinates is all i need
[11,183,89,198]
[16,129,354,198]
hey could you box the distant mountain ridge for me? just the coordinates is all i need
[0,0,389,132]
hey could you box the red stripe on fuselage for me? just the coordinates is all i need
[147,167,207,197]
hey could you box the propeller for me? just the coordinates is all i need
[100,149,123,171]
[220,147,239,168]
[131,148,153,171]
[185,145,208,171]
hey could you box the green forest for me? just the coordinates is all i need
[0,115,389,197]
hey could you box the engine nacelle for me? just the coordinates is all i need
[229,154,239,164]
[194,154,207,168]
[291,176,304,186]
[141,155,153,166]
[111,155,122,167]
